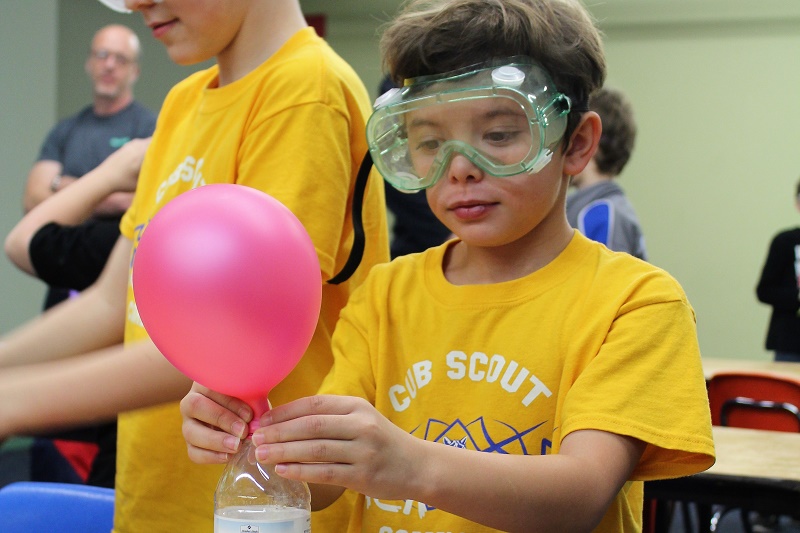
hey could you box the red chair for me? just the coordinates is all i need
[707,372,800,432]
[705,371,800,532]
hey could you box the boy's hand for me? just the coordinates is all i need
[251,395,424,501]
[101,136,152,192]
[180,382,253,464]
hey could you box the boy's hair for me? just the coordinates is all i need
[591,87,637,177]
[380,0,606,141]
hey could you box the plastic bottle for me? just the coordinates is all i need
[214,436,311,533]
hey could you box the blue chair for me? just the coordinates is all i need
[0,481,114,533]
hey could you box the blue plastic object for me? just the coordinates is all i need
[0,481,114,532]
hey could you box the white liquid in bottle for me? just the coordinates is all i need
[215,504,310,533]
[214,437,311,533]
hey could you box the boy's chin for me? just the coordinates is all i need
[166,47,214,68]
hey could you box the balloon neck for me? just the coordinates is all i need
[247,395,271,435]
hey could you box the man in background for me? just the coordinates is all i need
[23,23,156,309]
[566,86,646,260]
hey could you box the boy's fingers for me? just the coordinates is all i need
[255,437,356,466]
[190,382,254,422]
[254,413,357,447]
[271,462,355,487]
[265,394,360,425]
[185,440,234,466]
[182,414,242,461]
[191,382,254,421]
[180,389,249,438]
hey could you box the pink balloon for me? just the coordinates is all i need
[132,184,321,420]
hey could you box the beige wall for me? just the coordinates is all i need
[592,1,800,360]
[0,1,58,331]
[2,0,799,363]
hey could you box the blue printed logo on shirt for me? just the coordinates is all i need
[110,137,131,148]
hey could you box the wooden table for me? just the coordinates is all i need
[702,357,800,381]
[645,426,800,529]
[708,426,800,484]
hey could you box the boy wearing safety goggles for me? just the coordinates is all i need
[0,0,387,532]
[182,0,715,531]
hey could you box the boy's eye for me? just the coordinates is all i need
[485,130,520,144]
[415,138,442,152]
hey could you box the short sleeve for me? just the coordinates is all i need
[561,294,715,480]
[29,218,120,290]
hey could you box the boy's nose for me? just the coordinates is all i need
[126,0,161,10]
[446,152,484,185]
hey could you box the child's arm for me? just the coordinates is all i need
[5,137,149,276]
[0,236,194,439]
[182,386,644,530]
[250,395,646,533]
[0,338,191,440]
[0,237,131,368]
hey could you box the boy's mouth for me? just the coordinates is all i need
[149,19,178,38]
[449,199,497,220]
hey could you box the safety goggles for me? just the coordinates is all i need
[367,58,571,192]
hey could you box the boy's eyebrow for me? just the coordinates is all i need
[483,107,527,120]
[408,107,525,129]
[408,117,438,129]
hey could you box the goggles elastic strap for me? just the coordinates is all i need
[326,151,373,285]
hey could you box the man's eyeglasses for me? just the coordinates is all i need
[90,49,135,66]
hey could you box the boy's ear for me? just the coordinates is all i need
[562,111,602,177]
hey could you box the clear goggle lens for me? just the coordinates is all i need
[367,59,571,192]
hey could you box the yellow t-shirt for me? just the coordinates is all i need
[320,232,715,533]
[115,28,389,532]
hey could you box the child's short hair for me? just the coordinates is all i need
[591,87,637,176]
[380,0,606,141]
